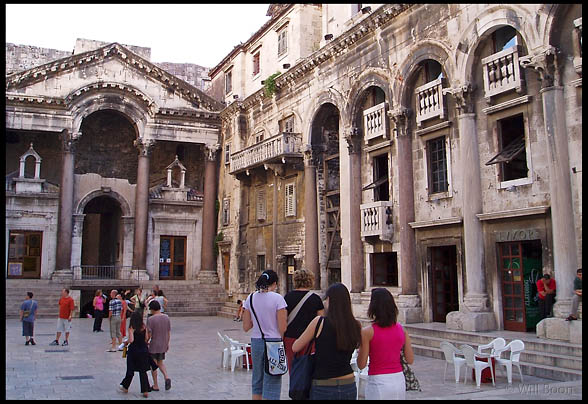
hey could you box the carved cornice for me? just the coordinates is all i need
[519,46,559,88]
[134,137,156,156]
[5,42,224,113]
[5,94,67,108]
[442,82,476,114]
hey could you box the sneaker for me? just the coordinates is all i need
[165,378,171,391]
[118,385,128,394]
[62,340,68,346]
[118,343,125,350]
[50,340,59,346]
[30,339,36,345]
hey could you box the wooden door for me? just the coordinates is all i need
[430,246,459,322]
[222,253,230,291]
[159,236,186,280]
[499,242,526,331]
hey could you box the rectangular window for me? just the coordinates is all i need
[278,27,288,56]
[255,131,264,144]
[159,236,186,279]
[427,136,449,194]
[253,52,260,76]
[256,188,266,221]
[257,254,266,273]
[222,198,230,226]
[280,115,295,133]
[285,182,296,217]
[371,252,398,286]
[485,114,528,182]
[224,143,230,165]
[362,154,389,202]
[225,70,232,95]
[8,231,42,278]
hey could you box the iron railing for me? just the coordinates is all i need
[72,265,141,281]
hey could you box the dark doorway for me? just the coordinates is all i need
[371,252,398,286]
[81,196,123,266]
[430,246,459,322]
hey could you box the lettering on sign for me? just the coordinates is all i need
[496,229,540,243]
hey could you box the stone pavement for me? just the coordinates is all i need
[5,317,582,400]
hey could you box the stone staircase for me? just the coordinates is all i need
[217,301,240,319]
[140,281,228,317]
[5,280,68,318]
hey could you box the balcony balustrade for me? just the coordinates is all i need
[72,265,140,281]
[415,77,445,126]
[482,45,524,101]
[363,102,387,143]
[360,201,393,239]
[229,132,302,175]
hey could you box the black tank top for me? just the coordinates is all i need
[312,317,354,379]
[128,328,148,353]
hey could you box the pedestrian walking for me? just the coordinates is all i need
[107,289,123,352]
[119,311,152,398]
[242,269,288,400]
[537,273,556,320]
[155,290,168,314]
[146,290,157,318]
[293,282,361,400]
[119,293,129,340]
[131,288,146,319]
[357,288,415,400]
[233,300,244,321]
[93,289,105,332]
[20,292,38,345]
[50,288,75,346]
[146,300,172,391]
[284,269,324,368]
[566,268,582,321]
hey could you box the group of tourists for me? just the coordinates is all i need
[240,268,415,400]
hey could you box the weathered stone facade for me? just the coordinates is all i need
[209,4,582,341]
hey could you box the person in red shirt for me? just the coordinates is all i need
[536,274,556,320]
[50,288,75,346]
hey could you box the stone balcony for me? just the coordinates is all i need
[360,200,393,240]
[482,45,524,101]
[415,77,445,126]
[229,132,303,175]
[363,102,387,143]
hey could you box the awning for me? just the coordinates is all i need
[485,136,526,165]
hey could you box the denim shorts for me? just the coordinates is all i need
[250,338,282,400]
[310,381,357,400]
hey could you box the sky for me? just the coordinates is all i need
[5,4,272,68]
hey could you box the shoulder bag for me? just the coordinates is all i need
[287,291,313,326]
[22,300,34,319]
[250,292,288,376]
[288,316,324,400]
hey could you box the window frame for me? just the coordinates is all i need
[256,187,266,221]
[285,182,296,217]
[277,26,288,57]
[280,115,295,133]
[158,235,187,280]
[224,69,233,95]
[427,136,449,194]
[252,51,261,78]
[222,198,230,226]
[224,143,230,165]
[7,230,43,279]
[420,132,453,200]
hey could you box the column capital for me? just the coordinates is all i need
[204,143,221,161]
[275,254,287,264]
[344,126,362,154]
[134,137,156,156]
[387,107,411,138]
[520,46,559,88]
[303,144,317,167]
[442,82,476,114]
[59,129,78,153]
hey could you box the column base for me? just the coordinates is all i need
[536,317,582,344]
[131,269,150,281]
[446,310,497,332]
[553,298,573,319]
[197,271,220,284]
[396,295,423,324]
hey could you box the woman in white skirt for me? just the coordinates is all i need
[357,288,414,400]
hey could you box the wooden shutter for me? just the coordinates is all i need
[256,188,266,221]
[285,183,296,217]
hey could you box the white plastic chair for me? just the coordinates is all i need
[350,349,369,399]
[493,339,524,384]
[440,341,466,383]
[477,337,506,358]
[225,335,249,372]
[459,344,495,388]
[217,332,230,369]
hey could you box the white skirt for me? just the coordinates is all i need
[365,371,406,400]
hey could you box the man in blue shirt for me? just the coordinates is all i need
[20,292,38,345]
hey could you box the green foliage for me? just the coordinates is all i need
[213,231,224,259]
[263,72,281,97]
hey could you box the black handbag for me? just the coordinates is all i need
[288,316,324,400]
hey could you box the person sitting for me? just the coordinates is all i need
[566,268,582,321]
[537,273,556,320]
[233,300,243,322]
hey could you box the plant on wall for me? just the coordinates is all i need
[214,231,224,259]
[263,71,281,97]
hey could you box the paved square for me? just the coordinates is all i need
[5,317,581,400]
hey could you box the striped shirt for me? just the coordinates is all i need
[109,299,122,317]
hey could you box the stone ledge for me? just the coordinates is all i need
[536,317,582,343]
[446,311,496,332]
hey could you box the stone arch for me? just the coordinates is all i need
[67,83,154,141]
[303,89,346,146]
[75,189,132,217]
[393,39,455,108]
[346,68,394,120]
[455,5,538,85]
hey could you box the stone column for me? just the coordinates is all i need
[521,48,579,321]
[303,146,321,289]
[344,128,364,293]
[53,130,76,280]
[444,84,495,331]
[199,143,220,284]
[389,108,422,323]
[132,138,154,278]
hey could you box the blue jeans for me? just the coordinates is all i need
[251,338,282,400]
[310,382,357,400]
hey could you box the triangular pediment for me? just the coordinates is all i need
[6,42,223,113]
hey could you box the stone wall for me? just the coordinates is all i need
[5,43,71,75]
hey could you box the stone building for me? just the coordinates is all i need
[208,4,582,341]
[5,39,225,315]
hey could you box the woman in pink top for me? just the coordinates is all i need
[357,288,414,400]
[93,289,105,332]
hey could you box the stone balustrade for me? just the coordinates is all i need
[415,77,445,125]
[482,45,524,100]
[360,200,393,238]
[229,132,302,174]
[363,102,387,142]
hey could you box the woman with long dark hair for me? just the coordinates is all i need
[357,288,414,399]
[119,311,152,397]
[293,282,361,400]
[242,269,288,400]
